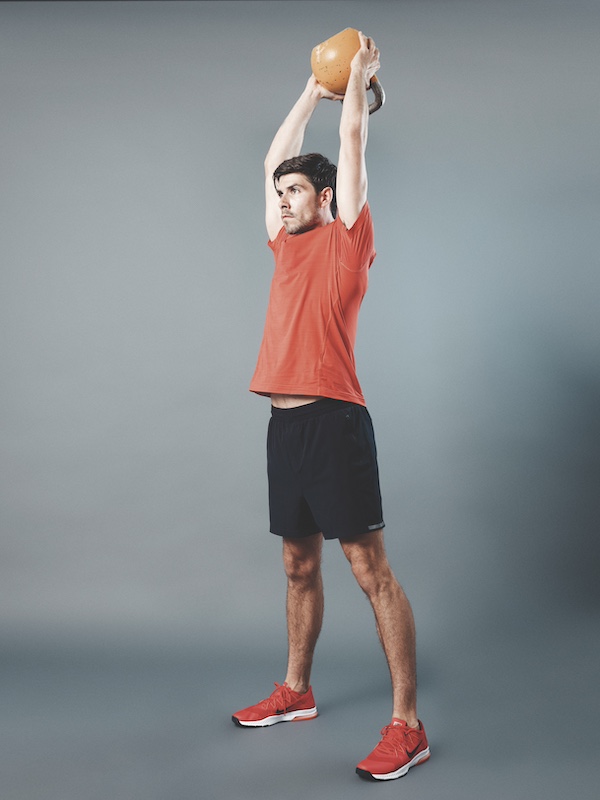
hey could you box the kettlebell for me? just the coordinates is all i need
[311,27,385,114]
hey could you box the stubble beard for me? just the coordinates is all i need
[282,209,320,235]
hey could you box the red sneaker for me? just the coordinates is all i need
[356,719,430,781]
[232,682,318,727]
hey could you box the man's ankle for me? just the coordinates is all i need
[392,715,419,729]
[285,680,309,694]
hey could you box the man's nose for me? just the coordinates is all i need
[279,194,289,208]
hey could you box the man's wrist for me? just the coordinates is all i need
[303,78,324,104]
[347,67,371,94]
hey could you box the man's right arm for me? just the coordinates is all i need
[265,76,341,241]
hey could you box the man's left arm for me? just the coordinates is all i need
[336,32,381,230]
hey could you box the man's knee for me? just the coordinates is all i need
[341,536,395,596]
[283,537,322,584]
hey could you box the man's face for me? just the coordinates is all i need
[275,173,324,235]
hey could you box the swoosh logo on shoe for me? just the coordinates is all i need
[406,745,422,759]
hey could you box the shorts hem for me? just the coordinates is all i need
[270,522,385,541]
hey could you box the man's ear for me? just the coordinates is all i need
[319,186,334,208]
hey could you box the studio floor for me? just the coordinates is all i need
[3,611,598,800]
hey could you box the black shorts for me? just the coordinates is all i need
[267,398,385,540]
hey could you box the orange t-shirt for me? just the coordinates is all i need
[249,202,376,406]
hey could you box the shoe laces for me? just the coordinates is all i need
[259,682,297,711]
[375,722,419,756]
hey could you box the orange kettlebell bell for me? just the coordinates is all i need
[310,27,385,114]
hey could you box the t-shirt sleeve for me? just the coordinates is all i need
[268,226,286,253]
[337,202,376,272]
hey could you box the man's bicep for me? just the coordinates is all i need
[335,138,368,230]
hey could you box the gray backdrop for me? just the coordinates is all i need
[1,2,599,799]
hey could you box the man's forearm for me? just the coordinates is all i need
[264,79,322,175]
[339,66,369,153]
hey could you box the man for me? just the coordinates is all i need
[232,32,430,782]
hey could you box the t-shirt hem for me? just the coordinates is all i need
[249,387,366,407]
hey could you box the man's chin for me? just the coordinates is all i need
[283,219,314,235]
[282,218,299,234]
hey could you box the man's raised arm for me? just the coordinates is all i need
[264,76,342,241]
[336,32,381,230]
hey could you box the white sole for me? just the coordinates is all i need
[234,706,318,727]
[361,747,431,781]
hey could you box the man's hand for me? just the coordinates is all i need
[350,31,381,88]
[306,74,345,102]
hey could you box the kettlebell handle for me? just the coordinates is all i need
[340,76,385,115]
[368,75,385,115]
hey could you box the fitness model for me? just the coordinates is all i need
[232,32,430,782]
